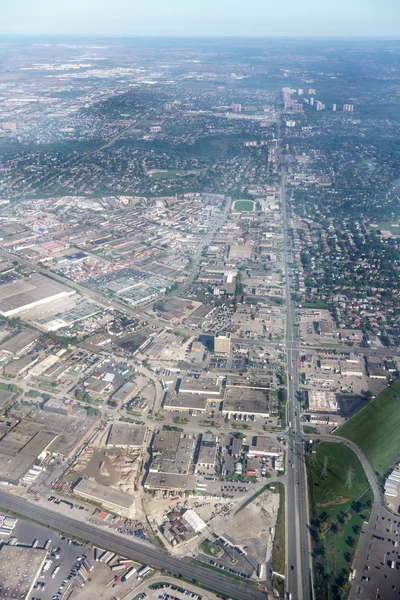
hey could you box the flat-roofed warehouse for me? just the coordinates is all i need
[178,376,223,396]
[106,422,146,449]
[222,387,271,418]
[0,273,75,317]
[0,428,58,484]
[0,545,48,600]
[145,430,197,491]
[145,472,198,492]
[247,436,282,457]
[0,329,40,355]
[163,393,208,412]
[340,359,364,377]
[3,354,39,376]
[0,389,14,411]
[0,452,37,485]
[111,381,137,405]
[308,390,338,413]
[73,478,134,514]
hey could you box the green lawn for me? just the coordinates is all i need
[148,169,178,179]
[199,538,223,558]
[335,378,400,478]
[303,425,319,435]
[370,222,400,236]
[307,442,373,599]
[233,200,255,212]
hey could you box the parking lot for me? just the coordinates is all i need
[357,513,400,599]
[11,519,90,600]
[135,577,220,600]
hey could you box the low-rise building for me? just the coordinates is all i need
[247,436,282,458]
[222,387,271,418]
[42,398,72,416]
[178,376,223,396]
[106,422,146,449]
[0,545,48,600]
[0,330,39,356]
[73,478,134,514]
[340,359,363,377]
[308,391,338,413]
[196,433,217,472]
[163,393,208,412]
[3,354,39,376]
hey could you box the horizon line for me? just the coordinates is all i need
[0,33,399,40]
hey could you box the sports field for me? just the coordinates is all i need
[232,200,255,212]
[307,442,373,599]
[335,378,400,478]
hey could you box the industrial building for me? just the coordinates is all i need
[196,434,218,472]
[177,376,223,396]
[340,358,364,377]
[317,321,337,338]
[29,354,60,377]
[111,381,137,406]
[0,423,58,485]
[247,436,282,458]
[3,354,39,376]
[145,472,198,492]
[42,398,72,416]
[222,388,271,418]
[106,422,146,449]
[73,478,134,514]
[163,393,208,412]
[0,409,100,470]
[145,430,197,491]
[182,509,207,533]
[366,357,388,380]
[0,273,75,317]
[0,545,48,600]
[308,391,338,413]
[0,329,40,356]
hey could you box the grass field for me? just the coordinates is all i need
[199,539,223,558]
[148,169,177,179]
[307,442,373,599]
[233,200,255,212]
[303,425,319,435]
[335,378,400,478]
[370,222,400,236]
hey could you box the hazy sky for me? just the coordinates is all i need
[1,0,399,37]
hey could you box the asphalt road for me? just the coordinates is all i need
[280,156,313,600]
[0,489,268,600]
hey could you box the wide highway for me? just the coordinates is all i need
[280,145,313,599]
[0,489,268,600]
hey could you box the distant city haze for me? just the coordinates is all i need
[1,0,399,37]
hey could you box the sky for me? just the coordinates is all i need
[0,0,399,38]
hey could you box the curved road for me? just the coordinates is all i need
[303,433,387,600]
[303,434,380,502]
